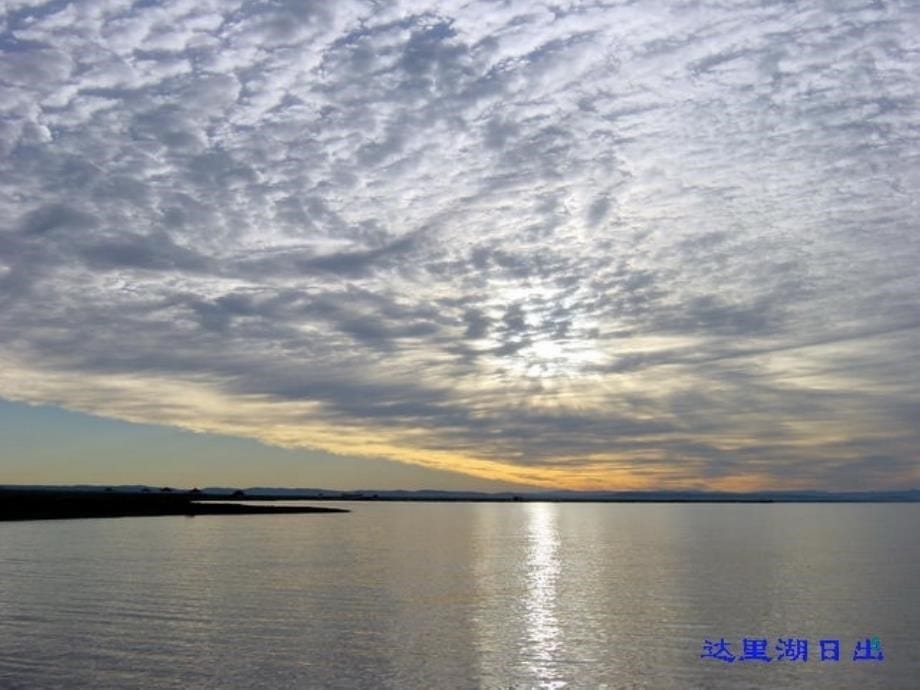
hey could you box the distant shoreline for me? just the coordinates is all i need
[210,493,917,503]
[2,485,917,520]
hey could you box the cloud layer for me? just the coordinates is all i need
[2,0,919,489]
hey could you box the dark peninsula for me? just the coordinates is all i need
[0,487,348,521]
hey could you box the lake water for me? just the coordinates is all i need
[0,503,917,688]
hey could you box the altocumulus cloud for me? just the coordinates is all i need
[1,0,919,490]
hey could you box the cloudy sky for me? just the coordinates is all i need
[1,0,918,491]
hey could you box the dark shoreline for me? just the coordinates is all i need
[0,489,348,522]
[2,486,917,522]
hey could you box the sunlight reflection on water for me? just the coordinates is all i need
[0,503,918,688]
[525,502,564,687]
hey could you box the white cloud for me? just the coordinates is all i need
[1,0,918,489]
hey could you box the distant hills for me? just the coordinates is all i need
[3,484,919,502]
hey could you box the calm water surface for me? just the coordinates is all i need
[0,503,918,688]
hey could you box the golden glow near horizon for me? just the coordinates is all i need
[2,1,919,491]
[3,341,916,491]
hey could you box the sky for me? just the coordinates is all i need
[1,0,918,492]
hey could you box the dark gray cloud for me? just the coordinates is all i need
[1,0,918,489]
